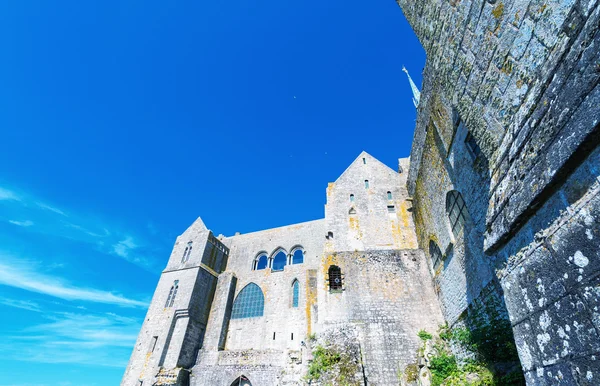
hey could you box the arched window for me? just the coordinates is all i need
[253,253,268,270]
[231,283,264,319]
[291,248,304,264]
[271,250,287,271]
[182,241,193,263]
[429,240,443,269]
[350,194,355,202]
[165,280,179,308]
[387,191,392,200]
[446,190,467,235]
[328,265,343,291]
[364,180,369,189]
[291,279,300,308]
[229,375,252,386]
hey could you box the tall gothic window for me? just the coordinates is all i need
[291,279,299,308]
[446,190,467,236]
[429,240,443,269]
[291,248,304,264]
[254,253,268,270]
[271,250,287,271]
[182,241,193,263]
[328,265,343,291]
[231,283,264,319]
[165,280,179,308]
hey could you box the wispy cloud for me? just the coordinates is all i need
[0,296,42,312]
[0,183,163,271]
[0,187,21,201]
[0,311,140,368]
[9,219,34,227]
[112,236,137,258]
[36,202,67,216]
[0,257,148,308]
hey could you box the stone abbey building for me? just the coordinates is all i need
[123,0,600,384]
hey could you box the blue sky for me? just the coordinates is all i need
[0,1,424,385]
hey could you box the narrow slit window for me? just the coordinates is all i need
[387,191,392,200]
[465,131,481,159]
[273,332,276,340]
[292,279,299,308]
[291,333,294,340]
[362,158,366,164]
[148,336,158,353]
[364,180,369,189]
[429,240,443,269]
[350,194,355,202]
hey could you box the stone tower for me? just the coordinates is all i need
[121,217,229,386]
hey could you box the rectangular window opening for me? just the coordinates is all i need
[273,332,276,340]
[465,132,481,159]
[149,336,158,353]
[291,333,294,340]
[362,158,366,164]
[364,180,369,189]
[387,205,396,213]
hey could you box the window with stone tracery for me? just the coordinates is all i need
[231,283,264,319]
[165,280,179,308]
[446,190,467,236]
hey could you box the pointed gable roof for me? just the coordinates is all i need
[333,151,398,183]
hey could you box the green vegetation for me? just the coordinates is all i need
[417,329,433,341]
[305,344,361,386]
[417,316,525,386]
[403,363,419,383]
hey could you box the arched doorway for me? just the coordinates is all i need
[229,375,251,386]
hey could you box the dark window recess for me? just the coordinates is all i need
[387,191,392,200]
[350,194,355,202]
[465,132,481,158]
[326,231,334,239]
[446,190,467,236]
[349,207,357,215]
[149,336,158,353]
[362,158,366,164]
[328,265,343,291]
[429,241,443,269]
[364,180,369,189]
[387,205,396,213]
[291,333,294,340]
[273,332,276,340]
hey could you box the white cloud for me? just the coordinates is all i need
[0,311,141,368]
[9,219,34,227]
[0,187,21,201]
[112,236,137,258]
[0,296,42,312]
[0,257,148,308]
[36,202,67,216]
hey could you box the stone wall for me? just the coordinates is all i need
[317,249,444,385]
[398,0,600,382]
[325,152,418,252]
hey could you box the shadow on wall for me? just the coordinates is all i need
[418,109,524,380]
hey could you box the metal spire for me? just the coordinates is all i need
[402,66,420,108]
